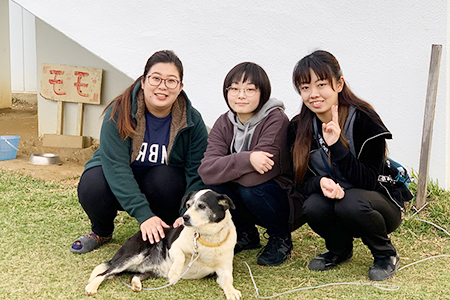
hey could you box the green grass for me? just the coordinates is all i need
[1,170,449,300]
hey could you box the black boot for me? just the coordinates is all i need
[234,230,261,254]
[368,254,400,281]
[257,235,293,266]
[308,250,353,271]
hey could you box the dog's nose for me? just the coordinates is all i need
[183,215,190,225]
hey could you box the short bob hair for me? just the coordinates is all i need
[222,62,271,114]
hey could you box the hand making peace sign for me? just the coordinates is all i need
[322,105,341,146]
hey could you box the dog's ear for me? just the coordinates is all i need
[181,191,196,208]
[218,194,235,210]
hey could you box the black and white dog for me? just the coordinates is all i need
[85,189,241,300]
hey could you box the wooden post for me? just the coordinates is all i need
[56,101,64,135]
[416,44,442,209]
[76,102,84,136]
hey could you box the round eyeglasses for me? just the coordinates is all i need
[226,87,258,97]
[147,75,180,89]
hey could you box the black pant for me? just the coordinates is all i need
[208,180,290,238]
[77,165,186,237]
[302,188,402,258]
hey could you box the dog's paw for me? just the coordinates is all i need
[168,271,181,284]
[131,276,142,292]
[225,287,242,300]
[85,283,98,296]
[168,275,180,285]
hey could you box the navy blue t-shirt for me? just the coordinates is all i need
[131,112,171,171]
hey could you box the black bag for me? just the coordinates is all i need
[378,158,414,210]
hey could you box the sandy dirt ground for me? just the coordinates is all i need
[0,100,98,186]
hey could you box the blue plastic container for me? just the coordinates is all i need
[0,135,20,161]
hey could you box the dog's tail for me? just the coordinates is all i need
[88,262,109,283]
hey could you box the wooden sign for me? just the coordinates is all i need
[40,63,102,104]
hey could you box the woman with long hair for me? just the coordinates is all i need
[288,50,403,281]
[71,50,208,253]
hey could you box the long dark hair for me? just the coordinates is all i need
[105,50,183,139]
[222,62,271,114]
[291,50,380,183]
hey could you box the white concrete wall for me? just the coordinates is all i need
[11,0,450,187]
[9,0,37,93]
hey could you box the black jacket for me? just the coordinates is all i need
[288,107,392,198]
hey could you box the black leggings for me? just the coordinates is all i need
[302,188,402,258]
[77,165,186,237]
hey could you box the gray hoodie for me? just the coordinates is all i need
[227,98,285,153]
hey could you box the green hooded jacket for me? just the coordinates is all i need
[84,81,208,224]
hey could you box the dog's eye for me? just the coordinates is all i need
[198,203,206,210]
[186,203,191,209]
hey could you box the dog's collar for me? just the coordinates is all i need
[194,230,231,248]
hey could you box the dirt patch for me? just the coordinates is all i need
[0,100,98,186]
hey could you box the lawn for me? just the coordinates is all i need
[0,170,449,300]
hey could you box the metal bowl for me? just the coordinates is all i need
[29,153,62,165]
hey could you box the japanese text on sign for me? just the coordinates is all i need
[40,63,102,104]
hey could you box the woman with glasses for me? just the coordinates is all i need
[71,50,208,253]
[198,62,295,266]
[288,50,402,281]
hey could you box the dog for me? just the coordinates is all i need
[85,189,241,300]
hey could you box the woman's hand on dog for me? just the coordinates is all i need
[173,217,183,228]
[140,216,170,244]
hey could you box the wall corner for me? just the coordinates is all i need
[0,0,12,109]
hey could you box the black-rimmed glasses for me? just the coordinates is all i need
[147,75,180,89]
[226,87,258,97]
